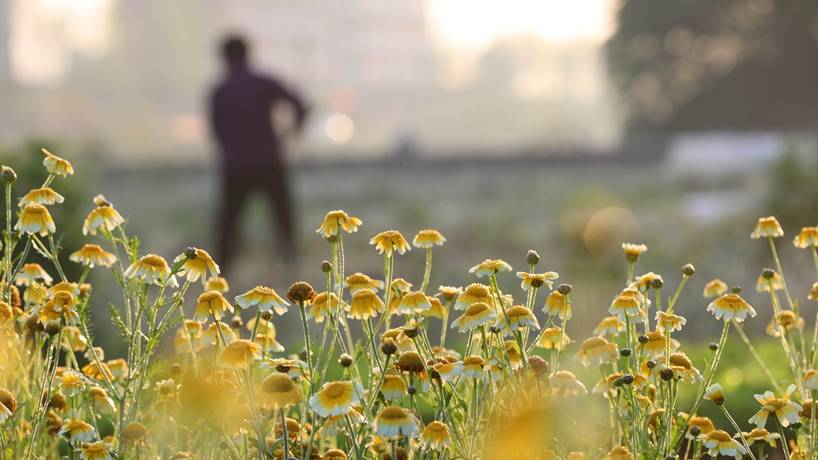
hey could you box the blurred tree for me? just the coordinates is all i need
[607,0,818,131]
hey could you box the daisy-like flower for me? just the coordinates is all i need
[69,244,117,268]
[42,148,74,176]
[639,330,679,358]
[420,297,446,319]
[194,290,233,321]
[432,361,463,382]
[766,310,803,337]
[255,330,286,353]
[543,290,571,319]
[739,428,780,448]
[344,273,384,294]
[461,355,485,378]
[18,187,64,207]
[370,230,411,257]
[469,259,512,278]
[793,226,818,248]
[59,419,96,443]
[261,373,303,409]
[316,210,362,238]
[322,449,349,460]
[804,369,818,390]
[655,311,686,332]
[604,446,633,460]
[756,270,784,293]
[396,351,426,374]
[346,288,384,320]
[176,248,219,284]
[517,271,559,291]
[124,254,176,287]
[412,229,446,248]
[630,272,663,291]
[219,339,261,368]
[593,316,625,337]
[380,373,407,400]
[49,281,79,296]
[235,286,289,315]
[80,440,112,460]
[609,288,646,320]
[59,370,85,397]
[751,216,784,239]
[204,322,236,345]
[82,200,125,236]
[703,383,725,405]
[703,278,728,298]
[809,282,818,301]
[153,379,181,412]
[205,276,230,293]
[309,291,342,323]
[622,243,647,262]
[374,406,419,438]
[749,385,802,428]
[88,387,116,414]
[15,263,53,286]
[396,291,431,315]
[437,285,463,303]
[536,327,572,350]
[496,305,539,336]
[665,352,703,384]
[309,380,363,417]
[552,370,588,397]
[106,359,128,380]
[451,302,496,332]
[16,204,55,236]
[577,336,618,367]
[24,282,48,306]
[698,430,747,459]
[454,283,491,311]
[61,326,88,352]
[420,421,452,450]
[707,293,757,323]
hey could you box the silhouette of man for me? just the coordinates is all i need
[209,35,308,274]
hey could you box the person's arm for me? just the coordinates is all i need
[266,77,309,132]
[209,88,227,148]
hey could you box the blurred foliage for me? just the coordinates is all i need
[764,141,818,232]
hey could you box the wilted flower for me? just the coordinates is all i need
[309,291,342,322]
[261,373,303,409]
[18,187,64,207]
[205,276,230,293]
[552,370,587,397]
[219,339,261,368]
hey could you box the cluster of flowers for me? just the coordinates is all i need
[2,151,818,459]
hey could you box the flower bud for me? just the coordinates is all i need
[339,353,353,368]
[761,268,776,280]
[287,282,316,304]
[380,341,397,356]
[0,166,17,184]
[681,263,695,277]
[260,310,273,321]
[526,250,540,266]
[184,247,198,260]
[689,426,701,436]
[321,260,333,273]
[557,283,572,295]
[407,385,416,395]
[638,335,649,344]
[708,342,718,351]
[230,316,243,329]
[730,285,742,294]
[622,374,634,385]
[619,348,632,357]
[660,368,674,381]
[650,278,663,290]
[646,360,656,369]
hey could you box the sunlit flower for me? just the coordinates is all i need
[543,290,571,319]
[412,229,446,248]
[707,293,756,323]
[451,302,496,332]
[322,448,348,460]
[261,373,303,409]
[536,327,571,350]
[461,355,485,378]
[374,406,419,438]
[639,330,679,358]
[16,204,55,236]
[703,278,728,298]
[82,202,125,236]
[631,272,663,291]
[15,263,53,286]
[59,419,96,443]
[437,285,463,303]
[756,270,784,293]
[255,330,285,353]
[176,248,219,284]
[370,230,411,257]
[703,383,725,405]
[804,369,818,390]
[309,380,363,417]
[578,336,618,366]
[622,243,647,262]
[593,316,625,337]
[154,379,181,412]
[81,361,114,382]
[454,283,491,311]
[609,288,645,320]
[809,282,818,302]
[122,422,148,445]
[59,370,85,397]
[344,273,384,294]
[766,310,804,337]
[665,352,703,384]
[24,282,48,306]
[80,440,112,460]
[420,421,452,450]
[517,271,559,290]
[316,210,362,238]
[18,187,64,207]
[751,216,784,239]
[309,291,342,322]
[655,311,686,332]
[496,305,539,335]
[205,276,230,293]
[194,290,233,321]
[739,428,780,448]
[220,339,261,368]
[41,148,74,176]
[88,387,116,414]
[380,374,407,401]
[204,322,236,345]
[604,446,633,460]
[552,370,587,397]
[794,226,818,248]
[469,259,512,278]
[69,244,117,268]
[124,254,176,287]
[396,291,431,315]
[749,384,802,428]
[432,361,463,382]
[106,359,128,380]
[235,286,289,314]
[396,351,426,374]
[699,430,747,459]
[420,297,446,319]
[49,281,79,296]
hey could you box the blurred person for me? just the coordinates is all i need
[209,34,308,274]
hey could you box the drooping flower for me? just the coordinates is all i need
[766,310,804,337]
[739,428,780,448]
[469,259,512,278]
[536,327,572,350]
[804,369,818,390]
[749,384,802,428]
[551,370,588,397]
[309,380,363,417]
[609,288,646,320]
[59,370,85,397]
[194,290,233,321]
[703,383,725,405]
[593,316,625,337]
[88,387,116,414]
[751,216,784,239]
[699,430,747,459]
[346,288,384,320]
[461,355,485,378]
[261,373,303,409]
[412,229,447,248]
[639,330,679,358]
[454,283,491,311]
[69,244,117,268]
[380,373,408,401]
[42,148,74,176]
[707,293,757,323]
[793,226,818,248]
[59,419,96,443]
[655,311,686,332]
[517,271,559,290]
[344,273,385,294]
[18,187,64,207]
[420,297,446,319]
[205,276,230,293]
[496,305,539,336]
[436,285,463,303]
[420,421,452,450]
[80,440,112,460]
[396,291,431,315]
[16,204,55,236]
[756,270,784,293]
[577,336,618,367]
[665,352,703,384]
[543,290,571,319]
[124,254,176,287]
[621,243,647,262]
[15,263,53,286]
[309,291,342,322]
[431,361,463,382]
[176,248,219,284]
[451,302,496,332]
[82,199,125,236]
[316,210,362,238]
[703,278,728,298]
[374,406,419,438]
[370,230,411,256]
[219,339,261,368]
[235,286,289,314]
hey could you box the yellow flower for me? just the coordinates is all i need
[15,263,53,286]
[436,285,463,303]
[195,290,233,321]
[420,297,446,319]
[497,305,539,336]
[176,248,219,284]
[255,330,285,353]
[346,288,384,320]
[665,352,703,384]
[756,270,784,293]
[766,310,803,337]
[18,187,64,207]
[804,369,818,390]
[106,359,128,379]
[69,244,117,268]
[639,330,679,358]
[323,449,348,460]
[622,243,647,262]
[235,286,289,314]
[88,387,116,413]
[204,322,236,346]
[536,326,571,350]
[261,373,303,409]
[740,428,780,447]
[703,278,728,298]
[309,291,342,322]
[552,370,587,397]
[451,302,496,332]
[316,210,362,238]
[543,290,571,319]
[59,419,96,443]
[794,226,818,248]
[124,254,177,287]
[655,311,686,332]
[309,380,363,417]
[749,384,802,428]
[24,282,48,306]
[604,446,633,460]
[699,430,747,459]
[205,276,230,293]
[60,326,88,352]
[374,406,419,438]
[420,420,452,450]
[461,355,485,378]
[516,271,559,290]
[49,280,80,296]
[454,283,491,311]
[396,291,431,315]
[630,272,663,291]
[122,422,148,445]
[707,293,756,323]
[751,216,784,239]
[593,316,625,337]
[16,204,55,236]
[432,361,463,382]
[380,374,407,400]
[808,282,818,302]
[59,370,85,397]
[220,339,261,368]
[469,258,512,278]
[80,440,112,460]
[578,336,618,366]
[703,383,725,405]
[609,288,646,320]
[685,415,715,439]
[42,148,74,176]
[82,203,125,236]
[412,229,446,248]
[344,272,384,294]
[370,230,411,256]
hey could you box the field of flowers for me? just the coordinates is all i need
[1,150,818,459]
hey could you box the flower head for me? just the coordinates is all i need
[18,187,64,207]
[740,428,780,448]
[543,290,571,319]
[374,406,419,438]
[639,330,679,358]
[59,419,96,443]
[80,440,112,460]
[42,148,74,176]
[396,291,431,315]
[420,421,452,450]
[749,384,802,428]
[496,305,539,336]
[235,286,289,314]
[176,248,219,284]
[536,327,572,350]
[16,204,55,236]
[703,383,725,405]
[703,278,728,298]
[609,288,645,320]
[205,276,230,293]
[751,216,784,239]
[794,226,818,248]
[451,302,496,332]
[707,293,756,323]
[412,229,446,248]
[220,339,261,368]
[82,201,125,236]
[344,272,384,294]
[469,259,512,278]
[70,244,117,268]
[578,336,618,367]
[195,290,233,321]
[124,254,176,287]
[622,243,647,262]
[15,263,53,286]
[593,316,626,337]
[309,380,363,417]
[261,373,303,409]
[370,230,411,256]
[699,430,747,459]
[309,291,342,322]
[346,289,384,320]
[655,311,686,332]
[316,210,362,238]
[454,283,491,311]
[517,271,559,290]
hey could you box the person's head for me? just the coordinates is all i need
[220,34,248,67]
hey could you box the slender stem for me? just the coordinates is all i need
[420,248,433,293]
[719,405,757,460]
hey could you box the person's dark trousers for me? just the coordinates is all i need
[215,159,296,275]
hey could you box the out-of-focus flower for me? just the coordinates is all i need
[194,290,233,321]
[622,243,647,262]
[219,339,261,368]
[261,373,303,409]
[739,428,779,448]
[205,276,230,293]
[374,406,418,438]
[396,291,431,315]
[578,336,618,367]
[593,316,625,337]
[451,302,496,332]
[756,270,784,293]
[420,421,452,450]
[794,226,818,248]
[543,291,571,320]
[469,259,512,278]
[80,440,112,460]
[69,244,117,268]
[536,327,571,350]
[703,279,728,298]
[88,387,116,414]
[639,330,679,358]
[235,286,288,314]
[496,305,539,336]
[344,273,384,294]
[604,446,633,460]
[766,310,803,337]
[751,216,784,239]
[552,370,587,397]
[59,419,96,443]
[42,148,74,177]
[15,263,53,286]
